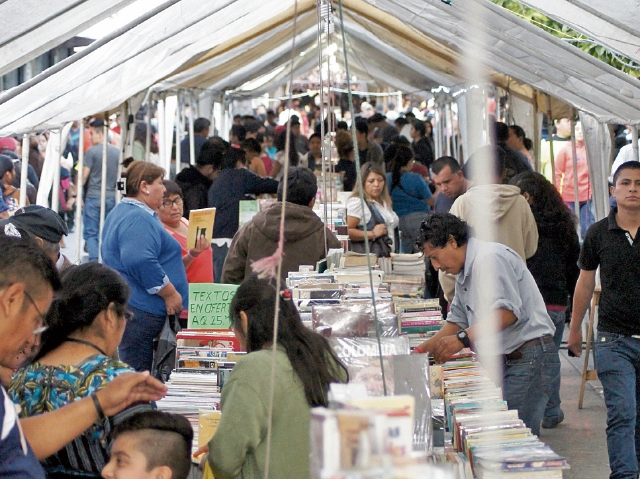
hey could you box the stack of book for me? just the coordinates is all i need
[156,372,220,452]
[385,274,425,297]
[391,253,426,276]
[440,354,569,478]
[395,298,443,348]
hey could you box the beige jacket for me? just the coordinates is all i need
[440,184,538,301]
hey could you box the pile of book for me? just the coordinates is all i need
[441,353,569,478]
[156,372,220,452]
[394,298,443,349]
[385,274,425,297]
[390,253,426,276]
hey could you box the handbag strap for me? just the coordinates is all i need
[365,201,385,226]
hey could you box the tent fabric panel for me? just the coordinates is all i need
[0,0,137,77]
[519,0,640,64]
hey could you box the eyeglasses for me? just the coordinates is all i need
[123,311,134,321]
[23,290,48,335]
[161,197,183,208]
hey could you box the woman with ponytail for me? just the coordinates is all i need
[207,274,347,479]
[385,143,435,253]
[9,263,152,479]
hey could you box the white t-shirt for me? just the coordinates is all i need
[346,197,399,248]
[274,150,304,181]
[609,144,639,183]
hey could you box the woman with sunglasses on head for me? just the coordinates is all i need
[9,263,154,479]
[347,162,399,256]
[158,180,212,321]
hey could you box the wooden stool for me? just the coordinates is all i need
[578,286,601,409]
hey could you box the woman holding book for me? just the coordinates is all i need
[101,161,188,372]
[158,180,212,321]
[206,275,348,479]
[347,162,399,256]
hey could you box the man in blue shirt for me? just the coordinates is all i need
[415,213,559,436]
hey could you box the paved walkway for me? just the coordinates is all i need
[542,346,609,479]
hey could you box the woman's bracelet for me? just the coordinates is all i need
[187,250,200,259]
[414,346,425,354]
[91,393,106,421]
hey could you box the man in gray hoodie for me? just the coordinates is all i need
[221,167,341,284]
[440,146,538,301]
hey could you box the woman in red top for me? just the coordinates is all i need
[159,180,213,322]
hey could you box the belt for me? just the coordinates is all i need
[505,335,553,361]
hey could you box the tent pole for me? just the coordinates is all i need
[146,92,153,161]
[570,111,581,241]
[51,131,62,212]
[98,113,109,263]
[546,96,555,181]
[532,97,540,172]
[75,120,85,264]
[175,92,182,175]
[189,92,196,166]
[117,103,126,204]
[19,134,29,206]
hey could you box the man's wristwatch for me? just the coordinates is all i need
[456,329,471,348]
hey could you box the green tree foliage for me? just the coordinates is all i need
[492,0,640,78]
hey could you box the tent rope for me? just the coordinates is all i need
[337,0,387,396]
[250,2,298,478]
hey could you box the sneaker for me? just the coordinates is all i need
[541,409,564,429]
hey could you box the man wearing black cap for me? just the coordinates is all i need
[288,115,308,155]
[0,205,72,271]
[369,113,399,147]
[83,118,120,262]
[221,167,341,284]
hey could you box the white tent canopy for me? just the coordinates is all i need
[0,0,639,136]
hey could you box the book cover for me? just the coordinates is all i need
[187,208,216,248]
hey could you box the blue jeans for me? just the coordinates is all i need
[213,243,229,283]
[595,331,640,479]
[502,338,560,436]
[544,309,566,420]
[83,196,115,262]
[118,305,166,372]
[565,199,594,240]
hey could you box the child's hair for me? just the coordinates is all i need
[112,410,193,479]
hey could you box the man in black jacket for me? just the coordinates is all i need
[175,141,225,219]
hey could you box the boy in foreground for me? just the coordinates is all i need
[102,411,193,479]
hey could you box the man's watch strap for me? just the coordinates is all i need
[456,329,471,348]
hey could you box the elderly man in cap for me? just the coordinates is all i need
[0,205,72,271]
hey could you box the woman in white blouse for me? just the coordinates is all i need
[346,163,399,254]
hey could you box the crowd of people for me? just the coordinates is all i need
[0,97,639,479]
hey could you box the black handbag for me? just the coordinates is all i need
[151,314,181,383]
[350,201,393,258]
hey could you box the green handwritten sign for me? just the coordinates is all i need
[188,283,239,329]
